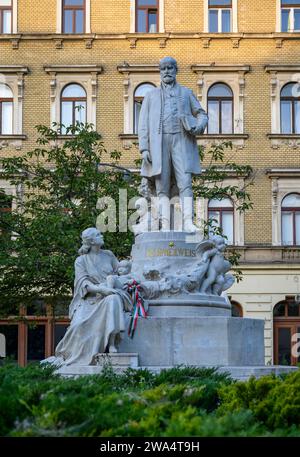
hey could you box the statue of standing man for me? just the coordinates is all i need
[138,57,208,233]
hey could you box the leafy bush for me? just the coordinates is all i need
[0,362,299,437]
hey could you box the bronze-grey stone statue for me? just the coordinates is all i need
[138,56,208,232]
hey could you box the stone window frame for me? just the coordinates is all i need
[130,0,165,33]
[118,64,160,148]
[0,177,21,212]
[191,64,250,149]
[266,169,300,246]
[0,65,28,150]
[44,65,103,133]
[196,175,245,246]
[208,195,235,244]
[0,0,17,34]
[203,0,238,33]
[56,0,91,34]
[265,65,300,149]
[276,0,300,32]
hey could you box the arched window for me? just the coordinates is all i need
[281,193,300,246]
[207,83,233,134]
[231,300,243,317]
[274,297,300,366]
[280,83,300,134]
[134,83,155,133]
[0,84,13,134]
[208,197,234,244]
[61,83,87,133]
[136,0,159,33]
[63,0,85,34]
[0,0,12,33]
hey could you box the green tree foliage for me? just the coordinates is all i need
[0,123,138,314]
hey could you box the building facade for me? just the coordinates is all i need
[1,0,300,366]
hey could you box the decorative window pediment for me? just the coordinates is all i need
[265,65,300,148]
[192,64,250,149]
[118,63,160,148]
[266,168,300,245]
[44,65,103,133]
[0,65,28,150]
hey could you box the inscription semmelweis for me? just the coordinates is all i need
[146,248,197,257]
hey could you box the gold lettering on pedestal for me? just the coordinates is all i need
[146,248,196,257]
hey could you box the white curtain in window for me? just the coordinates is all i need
[61,101,73,133]
[222,212,234,244]
[1,101,13,134]
[75,100,86,123]
[282,212,294,245]
[296,213,300,244]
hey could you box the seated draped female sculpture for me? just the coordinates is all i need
[43,227,131,367]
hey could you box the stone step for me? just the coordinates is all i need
[55,360,298,381]
[92,352,139,368]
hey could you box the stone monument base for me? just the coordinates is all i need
[55,360,298,381]
[119,314,265,367]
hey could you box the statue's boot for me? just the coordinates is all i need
[182,196,199,233]
[160,196,171,231]
[108,333,118,353]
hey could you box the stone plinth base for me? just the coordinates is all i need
[55,363,298,381]
[92,352,139,368]
[55,353,139,377]
[119,316,265,367]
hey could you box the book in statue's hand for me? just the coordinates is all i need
[180,115,198,135]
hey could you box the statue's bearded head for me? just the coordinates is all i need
[159,57,178,85]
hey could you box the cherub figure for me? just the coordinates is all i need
[106,260,135,311]
[199,235,234,295]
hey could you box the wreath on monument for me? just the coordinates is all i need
[126,280,148,339]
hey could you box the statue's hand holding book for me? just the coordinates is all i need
[180,114,206,136]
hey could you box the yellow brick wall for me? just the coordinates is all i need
[165,0,204,33]
[91,0,130,34]
[18,0,57,33]
[238,0,277,33]
[1,2,300,246]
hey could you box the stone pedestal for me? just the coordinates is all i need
[119,231,265,368]
[119,314,265,367]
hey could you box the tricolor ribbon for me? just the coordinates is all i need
[126,280,147,339]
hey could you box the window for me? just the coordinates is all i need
[45,65,102,131]
[63,0,85,34]
[0,83,13,134]
[0,0,11,34]
[0,191,12,237]
[136,0,159,33]
[280,83,300,134]
[281,0,300,32]
[207,83,233,134]
[118,63,160,141]
[134,83,155,133]
[61,83,87,133]
[0,303,70,366]
[208,0,232,33]
[274,297,300,366]
[208,197,234,244]
[231,300,243,317]
[281,193,300,245]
